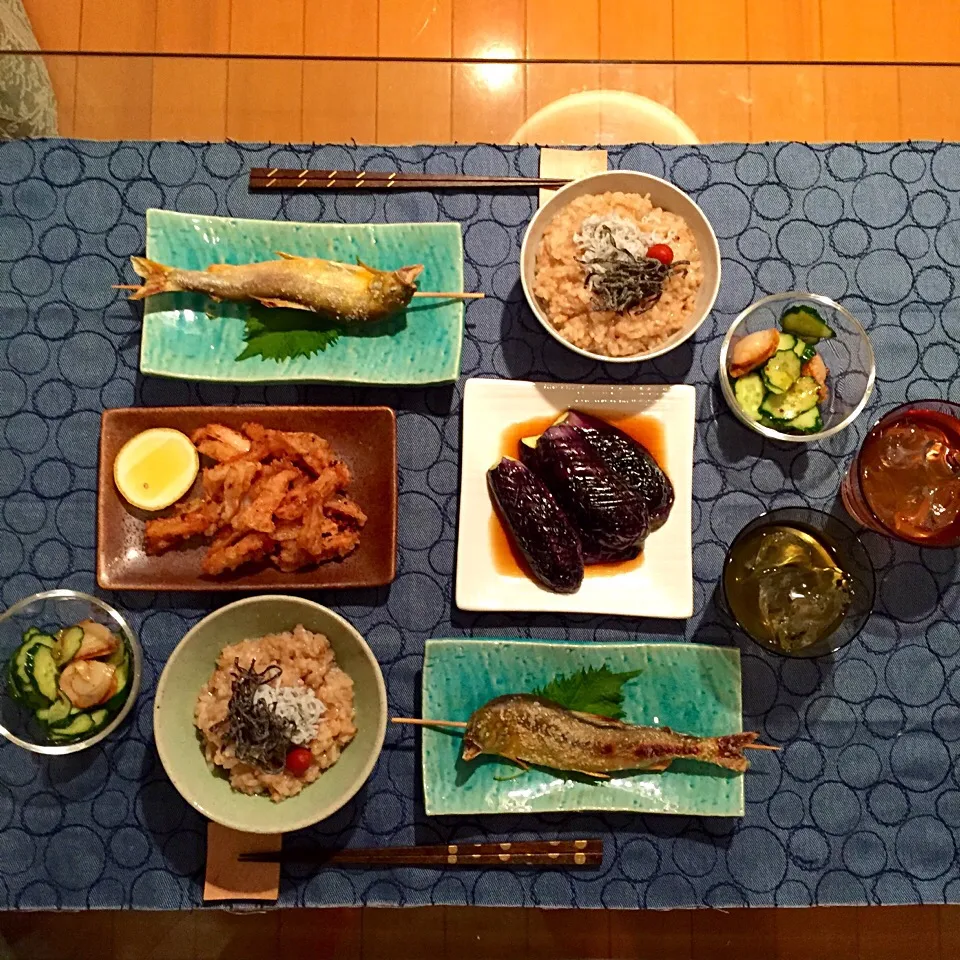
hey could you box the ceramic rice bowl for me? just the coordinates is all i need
[154,596,386,834]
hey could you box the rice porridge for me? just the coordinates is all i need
[195,625,356,802]
[533,191,704,358]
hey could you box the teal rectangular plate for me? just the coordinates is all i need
[139,209,464,385]
[421,639,745,817]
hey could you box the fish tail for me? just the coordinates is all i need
[704,731,758,772]
[126,256,181,299]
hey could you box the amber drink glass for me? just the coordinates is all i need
[841,400,960,547]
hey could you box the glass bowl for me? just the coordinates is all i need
[722,507,875,659]
[0,590,141,754]
[719,292,875,442]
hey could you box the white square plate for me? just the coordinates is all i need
[456,378,695,618]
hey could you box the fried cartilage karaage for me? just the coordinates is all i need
[143,423,366,575]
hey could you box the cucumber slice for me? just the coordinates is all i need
[37,693,72,726]
[6,655,26,705]
[13,642,47,709]
[733,373,765,421]
[777,332,797,352]
[48,713,95,740]
[102,657,131,714]
[86,708,111,734]
[49,707,82,729]
[792,339,807,358]
[30,634,56,649]
[22,627,41,643]
[105,641,128,669]
[53,626,84,666]
[30,646,59,703]
[758,413,786,431]
[788,406,824,433]
[781,304,835,341]
[760,376,821,421]
[762,350,802,394]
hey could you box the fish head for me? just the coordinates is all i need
[362,263,423,316]
[462,698,521,762]
[395,264,424,287]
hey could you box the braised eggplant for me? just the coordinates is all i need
[520,423,649,560]
[580,539,642,565]
[562,410,675,532]
[487,457,584,594]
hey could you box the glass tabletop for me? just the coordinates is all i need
[3,49,960,144]
[5,0,960,145]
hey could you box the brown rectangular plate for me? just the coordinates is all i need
[97,406,397,591]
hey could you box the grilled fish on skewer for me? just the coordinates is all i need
[122,253,424,323]
[462,695,759,776]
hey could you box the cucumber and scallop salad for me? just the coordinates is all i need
[728,304,834,434]
[6,619,132,742]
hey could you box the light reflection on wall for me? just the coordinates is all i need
[471,45,521,92]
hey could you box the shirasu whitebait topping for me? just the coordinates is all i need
[574,213,666,266]
[254,681,326,746]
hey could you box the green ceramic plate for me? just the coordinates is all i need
[421,639,746,817]
[154,596,387,834]
[139,209,464,384]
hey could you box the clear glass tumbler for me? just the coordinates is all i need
[723,507,875,658]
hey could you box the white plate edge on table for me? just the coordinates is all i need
[455,377,695,618]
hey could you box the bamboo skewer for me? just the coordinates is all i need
[392,717,467,728]
[391,716,778,749]
[412,291,485,300]
[114,286,483,300]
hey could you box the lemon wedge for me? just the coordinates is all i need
[113,428,199,511]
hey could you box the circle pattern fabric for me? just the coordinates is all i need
[1,139,959,909]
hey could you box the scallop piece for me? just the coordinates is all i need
[74,620,120,660]
[802,353,830,402]
[59,660,118,708]
[729,328,780,379]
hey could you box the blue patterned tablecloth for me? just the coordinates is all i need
[1,138,960,910]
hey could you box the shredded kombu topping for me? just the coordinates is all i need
[586,255,681,313]
[213,660,295,773]
[574,215,688,314]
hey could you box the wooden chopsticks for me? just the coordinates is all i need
[239,839,602,868]
[249,168,570,191]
